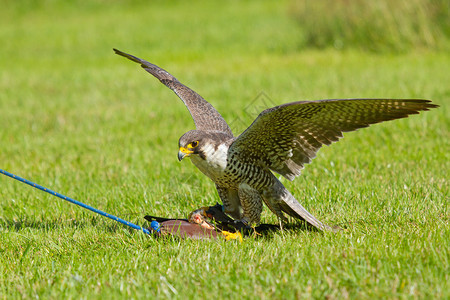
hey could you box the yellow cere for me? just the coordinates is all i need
[179,147,194,154]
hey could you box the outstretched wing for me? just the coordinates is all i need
[230,99,438,181]
[114,49,233,136]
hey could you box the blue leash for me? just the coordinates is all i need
[0,169,152,234]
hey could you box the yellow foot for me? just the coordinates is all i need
[252,226,262,236]
[222,231,243,242]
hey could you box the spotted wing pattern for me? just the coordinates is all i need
[230,99,438,181]
[114,49,233,136]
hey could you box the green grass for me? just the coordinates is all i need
[290,0,450,52]
[0,0,448,298]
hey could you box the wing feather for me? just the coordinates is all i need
[230,99,438,180]
[114,49,233,136]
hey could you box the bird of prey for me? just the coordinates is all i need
[114,48,437,231]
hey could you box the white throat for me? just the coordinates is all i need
[190,143,228,180]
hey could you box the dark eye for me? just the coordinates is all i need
[191,141,199,148]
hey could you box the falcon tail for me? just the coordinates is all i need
[279,189,335,231]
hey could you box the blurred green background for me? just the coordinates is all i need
[0,0,448,298]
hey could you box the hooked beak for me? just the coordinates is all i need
[178,147,194,161]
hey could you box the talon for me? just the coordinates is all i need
[234,219,250,227]
[252,226,261,236]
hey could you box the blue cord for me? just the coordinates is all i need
[150,220,161,233]
[0,169,151,235]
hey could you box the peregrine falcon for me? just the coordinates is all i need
[114,49,437,231]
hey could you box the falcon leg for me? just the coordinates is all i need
[215,185,242,220]
[237,183,263,225]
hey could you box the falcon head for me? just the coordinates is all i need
[178,130,202,161]
[177,130,233,161]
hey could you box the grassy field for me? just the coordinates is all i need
[290,0,450,52]
[0,0,448,299]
